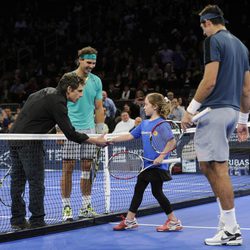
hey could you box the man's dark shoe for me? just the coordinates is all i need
[11,220,30,230]
[29,221,47,228]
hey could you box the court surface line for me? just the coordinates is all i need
[109,222,250,230]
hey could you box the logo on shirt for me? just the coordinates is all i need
[153,131,158,136]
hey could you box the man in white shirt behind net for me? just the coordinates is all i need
[113,111,135,133]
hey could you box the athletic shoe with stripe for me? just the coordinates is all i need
[78,204,98,218]
[156,219,183,232]
[113,215,138,231]
[205,226,242,246]
[62,205,73,221]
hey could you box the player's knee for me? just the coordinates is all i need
[62,168,73,177]
[152,190,164,199]
[199,162,211,175]
[199,165,207,175]
[62,161,75,172]
[81,171,90,179]
[81,160,92,170]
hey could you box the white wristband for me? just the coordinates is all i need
[96,123,105,134]
[238,112,249,125]
[187,99,201,115]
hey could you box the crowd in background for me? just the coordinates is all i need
[0,0,249,133]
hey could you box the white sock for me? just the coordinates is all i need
[216,197,223,213]
[216,197,224,230]
[82,195,91,209]
[62,198,71,208]
[126,218,136,223]
[222,208,238,234]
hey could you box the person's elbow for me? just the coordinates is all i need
[203,77,216,91]
[242,71,250,97]
[203,62,218,90]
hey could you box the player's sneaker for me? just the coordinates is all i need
[113,216,139,231]
[62,205,73,221]
[78,204,98,218]
[205,227,242,246]
[156,219,183,232]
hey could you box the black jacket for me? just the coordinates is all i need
[10,87,89,144]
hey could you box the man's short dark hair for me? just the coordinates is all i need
[57,72,85,94]
[199,5,225,25]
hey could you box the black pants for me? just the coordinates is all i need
[129,178,173,215]
[10,141,45,225]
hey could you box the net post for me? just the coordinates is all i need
[103,145,111,213]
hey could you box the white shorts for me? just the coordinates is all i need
[194,107,238,162]
[62,129,96,160]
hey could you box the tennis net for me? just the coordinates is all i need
[0,128,249,235]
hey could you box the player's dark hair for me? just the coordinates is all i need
[199,5,225,25]
[78,46,98,57]
[75,46,98,66]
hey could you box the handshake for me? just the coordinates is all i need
[87,134,112,147]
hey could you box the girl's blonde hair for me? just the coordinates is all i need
[146,92,171,119]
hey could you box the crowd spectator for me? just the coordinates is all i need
[0,0,248,126]
[103,107,115,133]
[133,90,146,119]
[102,90,117,119]
[158,43,174,66]
[167,98,185,121]
[166,91,174,101]
[113,111,135,134]
[148,63,163,83]
[0,108,9,133]
[177,97,186,110]
[119,102,139,119]
[129,116,142,132]
[120,84,135,100]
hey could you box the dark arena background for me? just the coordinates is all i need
[0,0,250,249]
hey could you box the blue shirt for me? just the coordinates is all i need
[67,72,103,130]
[202,30,249,111]
[130,117,174,170]
[103,98,117,118]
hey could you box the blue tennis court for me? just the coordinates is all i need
[1,135,250,244]
[0,195,249,250]
[1,169,249,233]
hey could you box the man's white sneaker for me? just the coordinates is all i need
[205,227,242,246]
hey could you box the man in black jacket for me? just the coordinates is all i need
[9,72,108,229]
